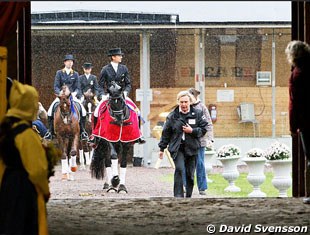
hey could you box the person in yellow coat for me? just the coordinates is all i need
[0,79,50,235]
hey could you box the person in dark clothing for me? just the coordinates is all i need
[79,62,102,104]
[158,90,208,198]
[188,87,214,195]
[285,40,310,204]
[97,48,131,101]
[92,48,145,144]
[44,54,89,141]
[32,102,48,138]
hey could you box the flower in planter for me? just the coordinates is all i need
[217,144,241,158]
[264,141,291,161]
[246,148,265,158]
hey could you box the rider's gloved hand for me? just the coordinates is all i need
[71,91,77,98]
[101,94,109,101]
[80,95,85,103]
[124,91,128,98]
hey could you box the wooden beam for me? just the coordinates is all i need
[148,103,176,121]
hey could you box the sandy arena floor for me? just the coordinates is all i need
[47,165,310,235]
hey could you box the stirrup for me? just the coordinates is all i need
[80,131,89,141]
[43,131,52,140]
[137,137,146,144]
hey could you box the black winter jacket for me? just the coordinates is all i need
[158,106,208,159]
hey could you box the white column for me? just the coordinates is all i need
[194,28,206,104]
[139,31,151,138]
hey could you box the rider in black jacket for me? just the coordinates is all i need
[44,54,89,141]
[93,48,145,144]
[158,90,208,198]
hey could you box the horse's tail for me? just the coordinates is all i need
[90,138,108,180]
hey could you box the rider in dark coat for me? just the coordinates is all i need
[44,54,89,141]
[98,48,131,98]
[79,62,102,101]
[93,48,145,144]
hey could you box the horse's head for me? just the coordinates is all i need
[107,81,129,124]
[83,88,94,100]
[108,81,122,99]
[59,85,71,97]
[58,93,71,113]
[83,88,95,107]
[57,86,74,124]
[83,89,96,122]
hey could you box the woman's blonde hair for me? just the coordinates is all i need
[285,40,310,66]
[176,90,195,105]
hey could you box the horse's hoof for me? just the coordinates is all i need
[107,186,117,193]
[117,184,128,194]
[111,175,120,188]
[79,165,86,170]
[71,166,78,172]
[103,183,109,190]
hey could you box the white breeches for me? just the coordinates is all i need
[47,96,86,117]
[93,96,134,118]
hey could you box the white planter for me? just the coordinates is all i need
[243,157,266,197]
[204,150,216,183]
[268,159,292,197]
[217,156,241,192]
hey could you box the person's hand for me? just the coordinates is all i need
[102,94,109,101]
[80,95,84,103]
[182,123,192,133]
[159,151,164,159]
[71,91,77,98]
[124,91,128,98]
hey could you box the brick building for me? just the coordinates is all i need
[31,11,291,137]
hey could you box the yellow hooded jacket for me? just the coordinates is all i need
[0,80,50,235]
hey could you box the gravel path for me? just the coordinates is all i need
[47,164,310,235]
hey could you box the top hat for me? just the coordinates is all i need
[82,62,93,69]
[188,87,201,98]
[63,54,75,62]
[107,48,124,56]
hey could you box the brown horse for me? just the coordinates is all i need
[54,85,80,180]
[79,88,97,170]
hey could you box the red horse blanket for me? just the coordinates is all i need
[92,99,142,142]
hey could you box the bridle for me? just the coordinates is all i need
[107,81,130,125]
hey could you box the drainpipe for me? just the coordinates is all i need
[271,29,276,138]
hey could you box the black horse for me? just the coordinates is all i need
[79,89,97,170]
[90,81,137,193]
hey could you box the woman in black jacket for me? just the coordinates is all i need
[158,90,208,198]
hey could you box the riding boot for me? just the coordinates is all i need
[93,116,98,128]
[80,116,89,141]
[138,136,146,144]
[43,116,54,140]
